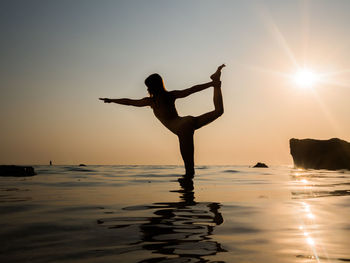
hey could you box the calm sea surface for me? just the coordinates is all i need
[1,165,350,262]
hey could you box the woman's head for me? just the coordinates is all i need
[145,73,166,96]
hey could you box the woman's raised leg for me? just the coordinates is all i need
[194,80,224,130]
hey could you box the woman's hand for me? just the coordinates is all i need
[99,98,112,103]
[212,80,221,88]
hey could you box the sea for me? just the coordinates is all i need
[1,165,350,263]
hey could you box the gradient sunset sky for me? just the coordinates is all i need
[1,0,350,165]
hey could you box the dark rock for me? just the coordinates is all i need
[79,164,86,167]
[253,162,268,168]
[0,165,36,177]
[290,138,350,170]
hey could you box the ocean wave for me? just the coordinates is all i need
[223,169,240,173]
[65,167,96,173]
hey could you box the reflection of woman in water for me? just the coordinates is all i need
[100,64,225,177]
[97,176,225,262]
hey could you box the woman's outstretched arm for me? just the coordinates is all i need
[99,97,151,107]
[171,81,220,99]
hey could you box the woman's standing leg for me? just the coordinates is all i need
[178,131,195,177]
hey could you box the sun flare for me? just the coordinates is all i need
[293,68,318,88]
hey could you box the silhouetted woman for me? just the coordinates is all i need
[99,64,225,177]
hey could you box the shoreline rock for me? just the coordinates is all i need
[290,138,350,170]
[253,162,268,168]
[0,165,36,177]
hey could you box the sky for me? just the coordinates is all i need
[1,0,350,165]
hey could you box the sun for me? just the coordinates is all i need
[293,68,318,88]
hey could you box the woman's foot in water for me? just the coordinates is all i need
[210,64,226,82]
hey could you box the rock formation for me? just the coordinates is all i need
[0,165,36,177]
[253,162,268,168]
[290,138,350,170]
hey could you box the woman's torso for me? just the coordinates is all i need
[151,92,192,135]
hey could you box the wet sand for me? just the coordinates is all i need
[1,165,350,262]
